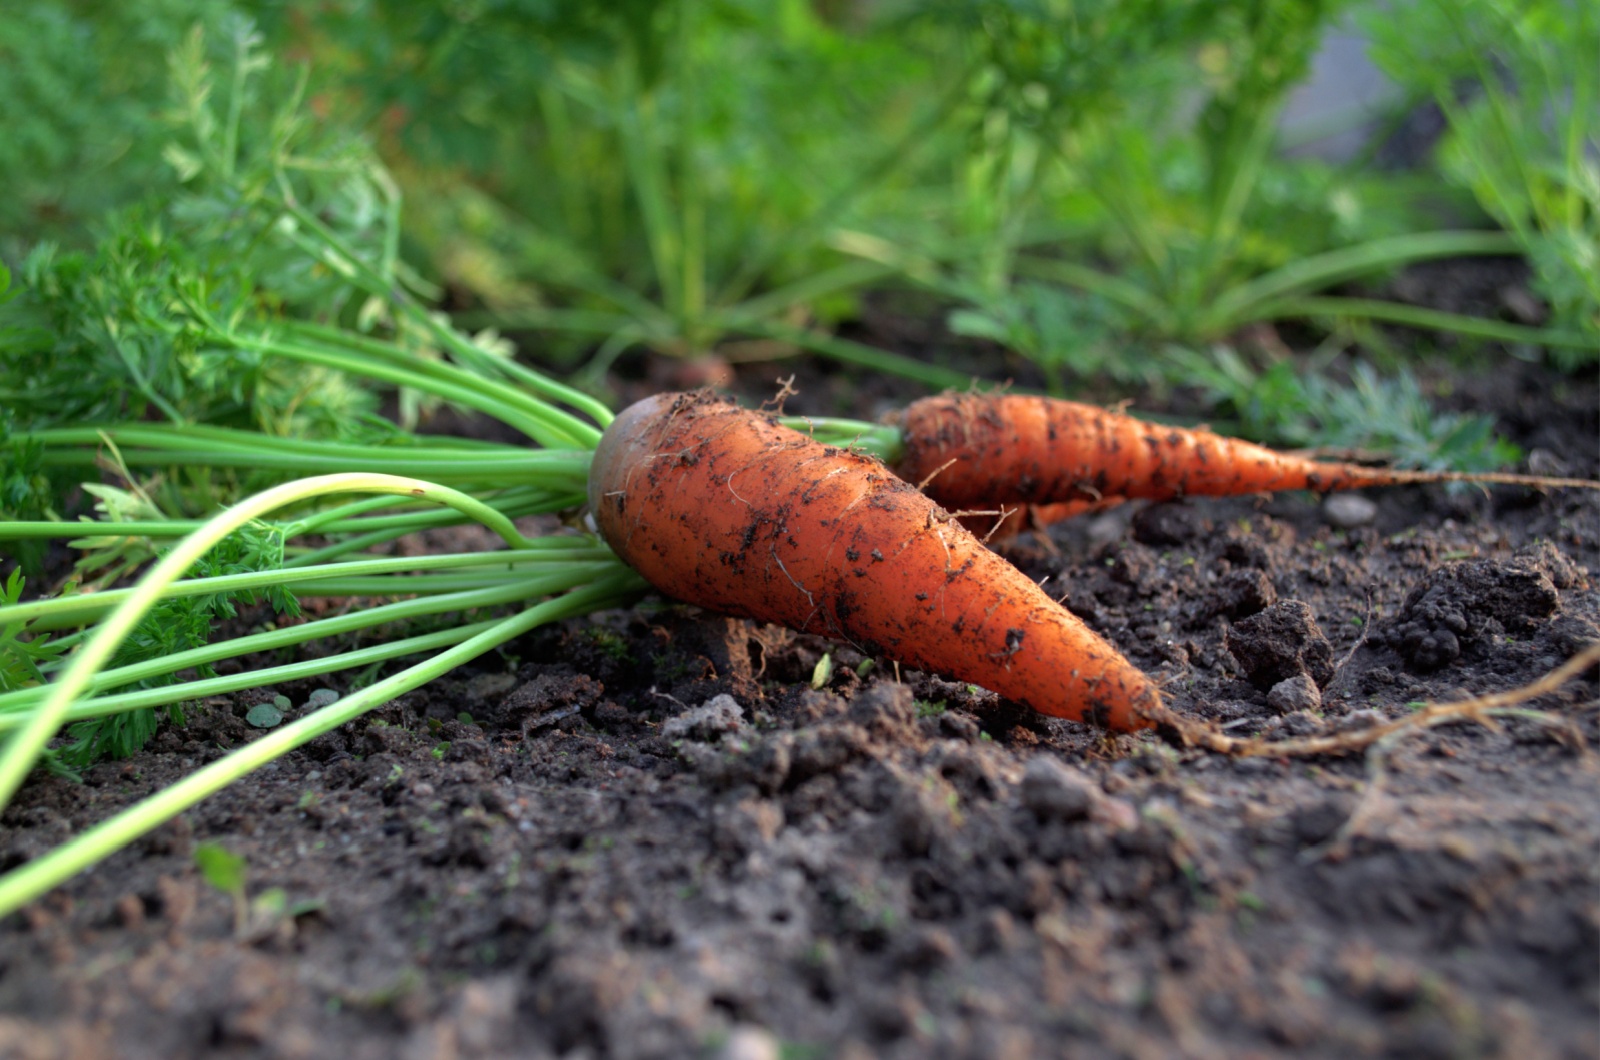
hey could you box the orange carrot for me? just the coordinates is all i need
[893,392,1598,513]
[589,390,1163,732]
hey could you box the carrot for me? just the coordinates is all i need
[892,391,1599,513]
[588,390,1164,732]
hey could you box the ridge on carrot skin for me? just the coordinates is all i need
[588,390,1164,733]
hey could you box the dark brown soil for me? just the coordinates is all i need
[2,309,1598,1058]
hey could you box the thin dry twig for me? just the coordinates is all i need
[1299,704,1585,863]
[1162,641,1600,757]
[1321,588,1375,699]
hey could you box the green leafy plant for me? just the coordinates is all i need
[1364,0,1600,365]
[195,839,321,938]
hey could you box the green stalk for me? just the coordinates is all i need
[282,491,455,534]
[29,422,579,466]
[1197,98,1284,298]
[0,580,587,712]
[0,521,215,541]
[289,573,568,595]
[219,22,252,182]
[28,429,591,489]
[1265,296,1600,350]
[0,473,546,812]
[282,489,571,561]
[0,570,646,917]
[612,56,683,333]
[674,0,707,344]
[778,417,903,463]
[0,621,505,728]
[1073,138,1172,286]
[537,80,592,247]
[456,306,644,338]
[277,321,610,438]
[4,547,610,629]
[1557,22,1596,231]
[226,333,575,446]
[0,491,570,557]
[35,448,574,484]
[271,202,612,434]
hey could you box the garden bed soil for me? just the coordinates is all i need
[2,311,1598,1057]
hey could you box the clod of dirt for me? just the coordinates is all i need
[847,682,919,741]
[1226,600,1336,690]
[1018,758,1095,822]
[1384,543,1578,672]
[1322,493,1378,529]
[1207,568,1278,622]
[1288,795,1357,847]
[712,797,785,858]
[662,694,746,740]
[1266,673,1322,714]
[890,774,958,857]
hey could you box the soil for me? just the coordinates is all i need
[2,279,1599,1058]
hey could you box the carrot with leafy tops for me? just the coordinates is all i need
[589,390,1164,732]
[892,392,1598,516]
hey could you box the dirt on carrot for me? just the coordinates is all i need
[588,390,1163,732]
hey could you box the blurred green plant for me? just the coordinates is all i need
[0,1,243,247]
[1170,347,1521,472]
[849,0,1597,390]
[1364,0,1600,365]
[273,0,974,389]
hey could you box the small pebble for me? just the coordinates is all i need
[1086,511,1128,548]
[1267,674,1322,715]
[1338,709,1387,732]
[1019,757,1095,821]
[1264,710,1325,738]
[1322,494,1377,529]
[718,1026,780,1060]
